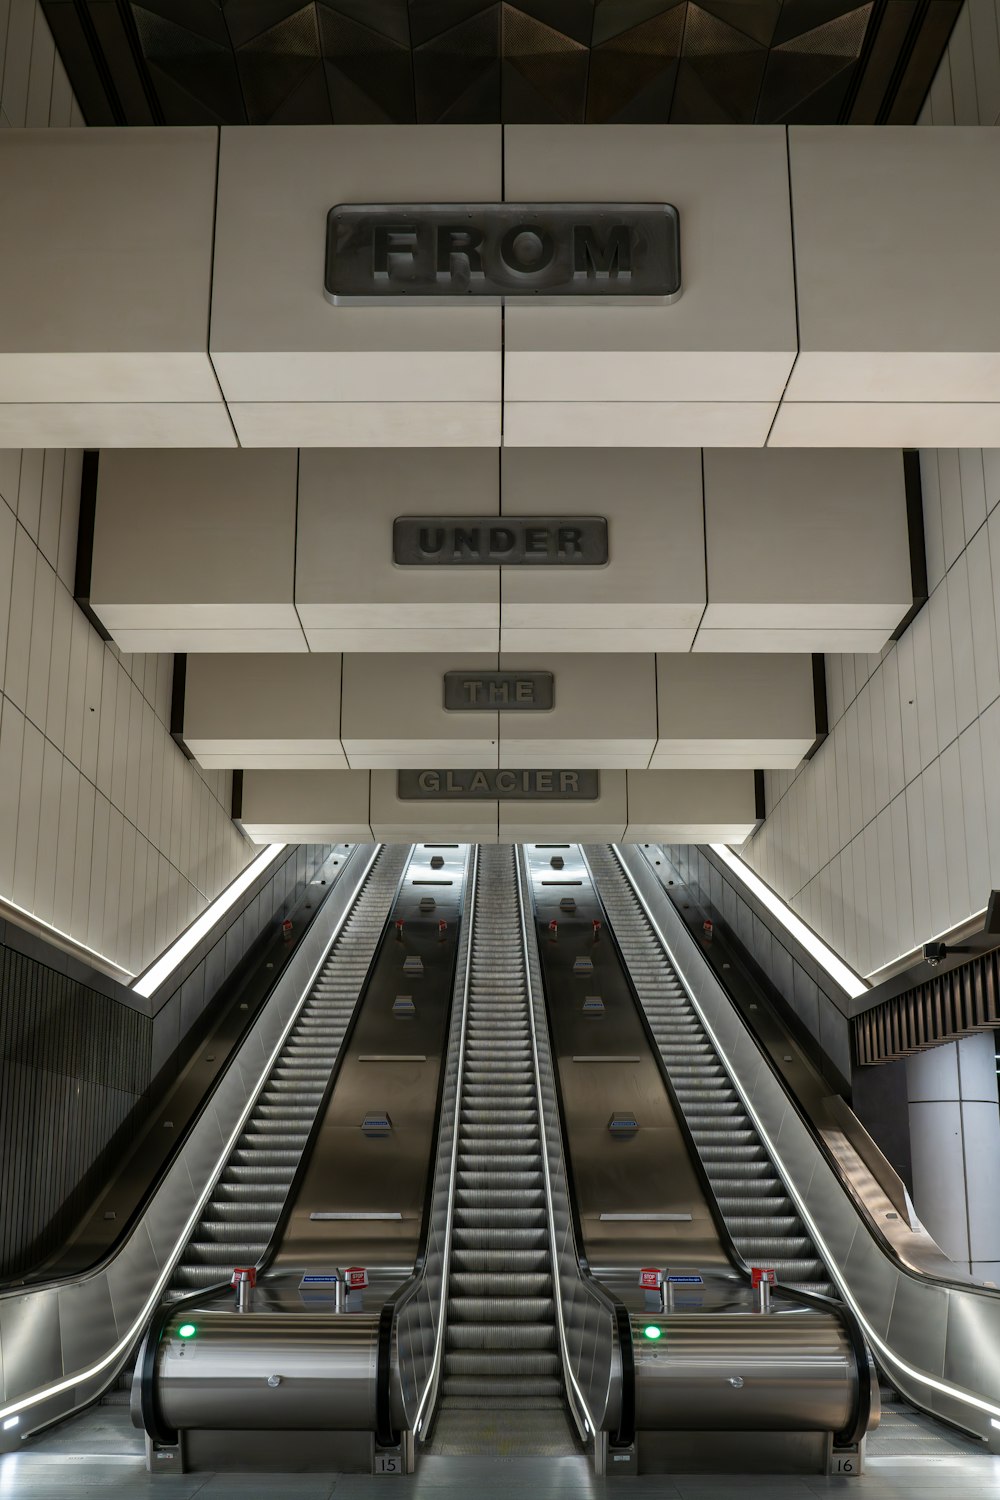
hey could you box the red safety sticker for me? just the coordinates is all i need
[639,1267,663,1290]
[344,1266,369,1289]
[751,1266,776,1287]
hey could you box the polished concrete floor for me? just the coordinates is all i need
[1,1404,997,1500]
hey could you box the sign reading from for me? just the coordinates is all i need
[444,670,553,711]
[394,517,608,567]
[326,203,680,301]
[397,769,599,801]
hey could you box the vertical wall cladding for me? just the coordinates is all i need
[0,941,151,1277]
[0,449,257,975]
[0,2,257,977]
[742,449,1000,979]
[742,8,1000,981]
[918,0,1000,126]
[0,0,81,128]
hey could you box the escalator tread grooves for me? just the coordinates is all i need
[586,844,832,1297]
[440,845,563,1411]
[165,846,409,1298]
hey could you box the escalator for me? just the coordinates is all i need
[135,843,469,1474]
[170,856,401,1296]
[578,841,1000,1459]
[0,843,412,1450]
[439,845,562,1413]
[584,843,834,1297]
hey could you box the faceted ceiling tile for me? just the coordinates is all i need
[414,3,501,119]
[695,0,780,46]
[323,0,411,46]
[757,1,871,119]
[592,0,684,47]
[319,4,415,120]
[587,4,684,120]
[502,4,588,120]
[132,4,246,120]
[222,0,314,49]
[235,2,322,121]
[772,0,871,47]
[409,0,499,47]
[678,3,768,121]
[510,0,595,46]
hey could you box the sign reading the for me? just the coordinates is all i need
[397,769,599,801]
[393,517,608,567]
[444,670,553,711]
[326,202,681,301]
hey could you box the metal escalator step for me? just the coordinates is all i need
[440,1375,563,1398]
[446,1323,557,1350]
[448,1295,555,1320]
[450,1249,551,1270]
[444,1351,561,1377]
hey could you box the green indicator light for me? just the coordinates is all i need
[643,1325,663,1341]
[177,1323,197,1339]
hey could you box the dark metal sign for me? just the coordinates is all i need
[326,203,680,301]
[444,671,553,711]
[397,769,599,800]
[394,517,607,567]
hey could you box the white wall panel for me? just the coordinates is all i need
[745,0,1000,977]
[745,435,1000,974]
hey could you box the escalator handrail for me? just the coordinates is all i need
[374,842,476,1448]
[515,845,634,1450]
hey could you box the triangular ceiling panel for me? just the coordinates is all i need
[318,4,414,120]
[502,4,588,119]
[222,0,312,49]
[47,0,960,124]
[132,5,246,119]
[267,58,333,119]
[414,4,501,119]
[694,0,779,47]
[587,4,685,121]
[509,0,594,45]
[236,3,321,121]
[321,0,411,47]
[409,0,498,47]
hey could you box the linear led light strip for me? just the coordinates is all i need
[617,848,1000,1435]
[708,843,868,1000]
[132,842,288,998]
[0,845,381,1430]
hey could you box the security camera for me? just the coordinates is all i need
[923,941,947,967]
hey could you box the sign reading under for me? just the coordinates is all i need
[326,202,681,301]
[394,517,608,567]
[397,769,599,801]
[444,671,553,711]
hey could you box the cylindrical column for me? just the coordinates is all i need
[906,1034,1000,1281]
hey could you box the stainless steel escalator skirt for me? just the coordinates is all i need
[631,1312,857,1432]
[147,1303,382,1432]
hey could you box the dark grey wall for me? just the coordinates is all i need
[0,841,336,1279]
[658,843,912,1189]
[661,842,853,1088]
